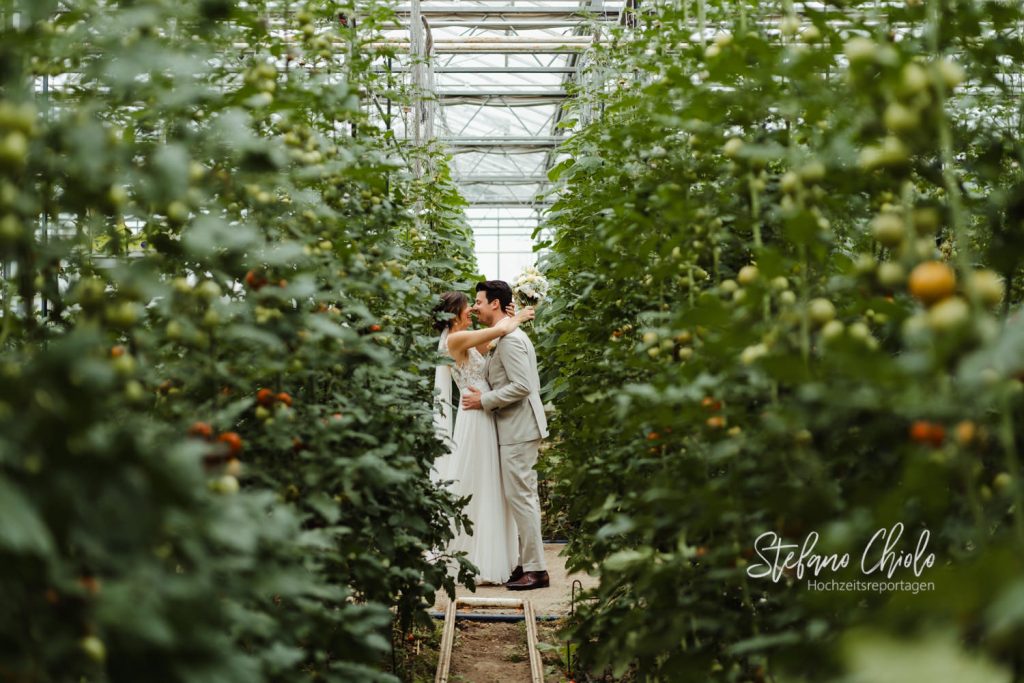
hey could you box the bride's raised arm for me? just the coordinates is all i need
[447,307,535,356]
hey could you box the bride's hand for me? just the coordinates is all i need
[494,306,535,335]
[515,306,535,324]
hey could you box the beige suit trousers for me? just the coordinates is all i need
[500,438,546,572]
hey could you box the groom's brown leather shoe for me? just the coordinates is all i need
[506,570,549,591]
[508,565,524,582]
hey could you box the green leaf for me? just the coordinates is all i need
[0,477,54,556]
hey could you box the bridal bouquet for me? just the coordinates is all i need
[512,265,549,309]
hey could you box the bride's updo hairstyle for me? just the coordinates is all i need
[433,291,468,332]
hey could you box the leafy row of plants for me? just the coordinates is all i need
[539,0,1024,680]
[0,1,476,681]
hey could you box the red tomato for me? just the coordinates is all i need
[217,431,243,456]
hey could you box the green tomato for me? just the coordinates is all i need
[722,137,743,158]
[79,636,107,663]
[800,25,821,43]
[843,37,877,64]
[737,265,759,286]
[808,298,836,325]
[912,207,941,235]
[171,277,192,295]
[194,280,222,301]
[821,319,845,341]
[847,321,871,342]
[212,475,240,494]
[927,296,969,332]
[201,309,221,329]
[966,270,1004,308]
[105,301,140,329]
[876,262,905,288]
[0,214,22,246]
[0,102,36,135]
[871,213,905,248]
[799,160,826,184]
[779,16,801,37]
[0,131,28,169]
[124,380,146,403]
[111,354,137,377]
[165,319,184,340]
[780,171,801,195]
[883,102,920,133]
[107,185,129,209]
[937,58,965,89]
[166,201,189,224]
[854,253,877,275]
[899,63,930,96]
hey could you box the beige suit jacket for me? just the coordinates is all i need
[480,328,548,446]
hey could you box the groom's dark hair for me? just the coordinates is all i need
[476,280,513,313]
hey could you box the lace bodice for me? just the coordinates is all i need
[446,343,490,394]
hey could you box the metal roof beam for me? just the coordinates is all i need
[375,66,577,74]
[443,137,562,150]
[368,36,595,53]
[464,200,553,207]
[457,175,551,185]
[438,90,567,98]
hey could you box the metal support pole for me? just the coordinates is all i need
[410,0,425,164]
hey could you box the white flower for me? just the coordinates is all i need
[512,265,549,306]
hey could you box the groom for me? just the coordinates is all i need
[462,280,550,590]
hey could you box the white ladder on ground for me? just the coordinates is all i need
[434,597,544,683]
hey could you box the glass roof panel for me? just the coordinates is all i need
[371,0,625,278]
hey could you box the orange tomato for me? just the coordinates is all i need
[276,392,293,407]
[706,416,726,429]
[908,261,956,305]
[109,345,126,358]
[256,388,275,406]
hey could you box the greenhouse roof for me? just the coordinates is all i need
[377,0,627,278]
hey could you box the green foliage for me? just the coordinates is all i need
[541,0,1024,680]
[0,0,477,680]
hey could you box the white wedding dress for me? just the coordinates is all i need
[433,340,519,584]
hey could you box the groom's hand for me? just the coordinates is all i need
[461,387,483,411]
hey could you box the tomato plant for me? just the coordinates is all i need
[540,0,1024,680]
[0,1,478,681]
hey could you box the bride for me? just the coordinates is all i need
[431,291,534,584]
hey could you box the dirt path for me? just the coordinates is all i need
[432,543,596,682]
[448,622,532,683]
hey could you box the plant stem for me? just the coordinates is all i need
[927,0,972,277]
[999,391,1024,543]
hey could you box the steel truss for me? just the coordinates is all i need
[377,0,627,276]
